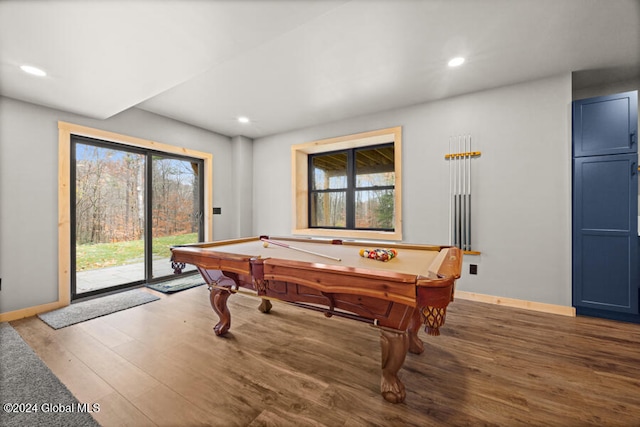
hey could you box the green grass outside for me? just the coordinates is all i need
[76,233,198,271]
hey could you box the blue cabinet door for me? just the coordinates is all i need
[573,153,638,313]
[573,91,637,157]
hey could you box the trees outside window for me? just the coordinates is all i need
[309,144,395,231]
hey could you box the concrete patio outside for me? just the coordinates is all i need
[75,257,197,294]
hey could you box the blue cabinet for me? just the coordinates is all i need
[573,154,638,313]
[573,91,637,157]
[572,91,639,320]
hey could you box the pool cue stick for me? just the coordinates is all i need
[457,137,461,248]
[463,135,469,251]
[464,136,468,250]
[452,137,457,247]
[467,135,472,251]
[457,135,462,249]
[467,135,471,250]
[461,135,466,251]
[469,135,472,250]
[453,137,458,247]
[449,137,453,246]
[260,238,342,261]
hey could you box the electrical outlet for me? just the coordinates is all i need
[469,264,478,275]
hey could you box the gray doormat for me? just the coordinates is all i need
[38,289,160,329]
[0,323,100,426]
[146,274,205,294]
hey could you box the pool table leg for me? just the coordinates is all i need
[380,329,409,403]
[408,310,425,355]
[209,288,231,336]
[258,298,272,313]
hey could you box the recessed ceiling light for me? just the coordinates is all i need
[20,65,47,77]
[448,57,465,67]
[237,116,250,124]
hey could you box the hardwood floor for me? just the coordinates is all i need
[11,286,640,426]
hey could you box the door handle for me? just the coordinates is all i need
[632,132,637,148]
[632,162,637,176]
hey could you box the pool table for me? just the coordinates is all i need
[170,236,462,403]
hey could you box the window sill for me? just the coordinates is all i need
[292,228,402,242]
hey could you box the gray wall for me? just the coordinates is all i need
[0,96,233,313]
[253,74,573,306]
[573,75,640,101]
[231,135,254,237]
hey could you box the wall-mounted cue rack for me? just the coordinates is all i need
[446,135,481,255]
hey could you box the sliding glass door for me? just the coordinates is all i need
[71,136,203,299]
[150,155,201,279]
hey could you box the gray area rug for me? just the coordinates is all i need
[0,323,100,426]
[38,289,160,329]
[146,274,205,294]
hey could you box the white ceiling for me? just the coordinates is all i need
[1,0,639,139]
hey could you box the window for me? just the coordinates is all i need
[292,127,402,241]
[309,144,395,230]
